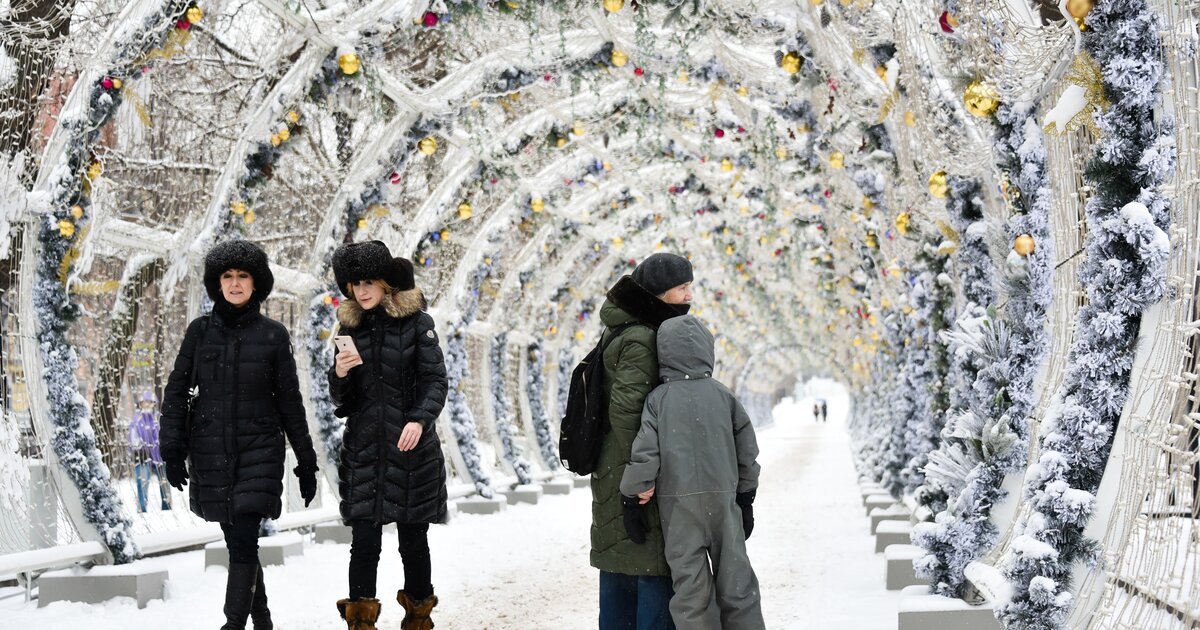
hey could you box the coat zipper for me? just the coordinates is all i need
[230,332,242,501]
[373,322,386,523]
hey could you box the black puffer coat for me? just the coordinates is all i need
[160,302,318,523]
[329,288,449,525]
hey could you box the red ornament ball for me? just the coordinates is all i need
[331,297,340,307]
[389,172,401,184]
[544,74,552,81]
[102,78,114,90]
[176,18,191,30]
[423,11,438,27]
[714,128,725,138]
[634,67,644,77]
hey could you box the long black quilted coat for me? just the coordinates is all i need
[329,290,449,525]
[160,303,318,523]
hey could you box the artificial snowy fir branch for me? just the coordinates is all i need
[306,287,344,467]
[490,333,533,485]
[445,327,495,498]
[525,340,561,471]
[996,0,1175,626]
[913,102,1056,601]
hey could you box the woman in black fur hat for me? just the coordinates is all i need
[328,240,448,630]
[159,239,319,630]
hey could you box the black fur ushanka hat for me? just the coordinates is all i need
[332,240,415,297]
[203,239,273,304]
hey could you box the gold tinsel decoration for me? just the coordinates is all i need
[963,80,1000,117]
[1044,52,1109,136]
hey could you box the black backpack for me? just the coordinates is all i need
[559,324,634,475]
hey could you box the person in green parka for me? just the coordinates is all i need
[591,253,694,630]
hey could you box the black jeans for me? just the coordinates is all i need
[221,516,262,565]
[349,521,432,600]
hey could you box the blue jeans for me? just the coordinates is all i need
[134,462,171,512]
[599,571,676,630]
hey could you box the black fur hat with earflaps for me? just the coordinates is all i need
[332,240,415,297]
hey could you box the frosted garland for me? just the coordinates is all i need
[28,0,199,564]
[996,0,1175,626]
[490,333,532,485]
[445,329,494,497]
[305,287,343,466]
[910,103,1055,599]
[525,339,560,471]
[914,175,995,516]
[556,345,573,423]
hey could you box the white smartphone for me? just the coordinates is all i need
[333,335,359,356]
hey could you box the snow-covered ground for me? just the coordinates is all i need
[1,381,902,628]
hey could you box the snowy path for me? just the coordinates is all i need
[1,392,902,628]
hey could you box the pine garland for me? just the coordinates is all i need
[490,333,533,484]
[526,340,561,471]
[996,0,1175,626]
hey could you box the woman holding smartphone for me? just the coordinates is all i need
[329,240,448,630]
[160,239,319,630]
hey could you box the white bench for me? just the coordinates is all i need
[875,520,913,552]
[204,531,304,569]
[499,484,543,505]
[884,544,926,590]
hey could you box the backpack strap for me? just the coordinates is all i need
[600,322,637,352]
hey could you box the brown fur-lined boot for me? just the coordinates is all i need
[336,598,381,630]
[396,591,438,630]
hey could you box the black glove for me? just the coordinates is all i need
[295,465,318,507]
[736,490,756,540]
[165,460,188,491]
[622,495,648,544]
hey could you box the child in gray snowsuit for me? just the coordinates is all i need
[620,315,764,630]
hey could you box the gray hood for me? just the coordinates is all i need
[657,315,714,382]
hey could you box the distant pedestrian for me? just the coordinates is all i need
[812,403,820,422]
[128,391,170,512]
[821,400,828,422]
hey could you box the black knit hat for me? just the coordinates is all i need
[631,253,694,296]
[203,239,273,304]
[332,240,415,297]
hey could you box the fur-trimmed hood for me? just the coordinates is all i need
[337,288,427,329]
[601,275,690,329]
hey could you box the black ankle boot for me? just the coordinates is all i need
[221,562,258,630]
[250,564,272,629]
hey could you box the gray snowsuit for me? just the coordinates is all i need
[620,315,764,630]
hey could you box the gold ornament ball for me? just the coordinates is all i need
[457,202,473,220]
[572,121,585,136]
[531,197,545,213]
[278,127,290,142]
[720,159,734,172]
[829,151,844,169]
[70,205,84,220]
[895,211,911,234]
[356,217,368,230]
[244,210,256,225]
[86,161,103,181]
[231,200,247,215]
[58,219,76,238]
[775,147,788,160]
[1066,0,1093,19]
[186,6,204,24]
[286,110,300,124]
[781,51,802,75]
[270,134,282,147]
[111,78,124,90]
[603,0,624,11]
[928,170,949,198]
[338,53,361,76]
[575,330,586,341]
[904,111,916,127]
[1014,234,1036,256]
[555,136,567,148]
[612,236,624,247]
[323,295,333,305]
[964,80,1000,117]
[418,137,437,155]
[611,50,628,67]
[440,229,451,241]
[736,86,749,97]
